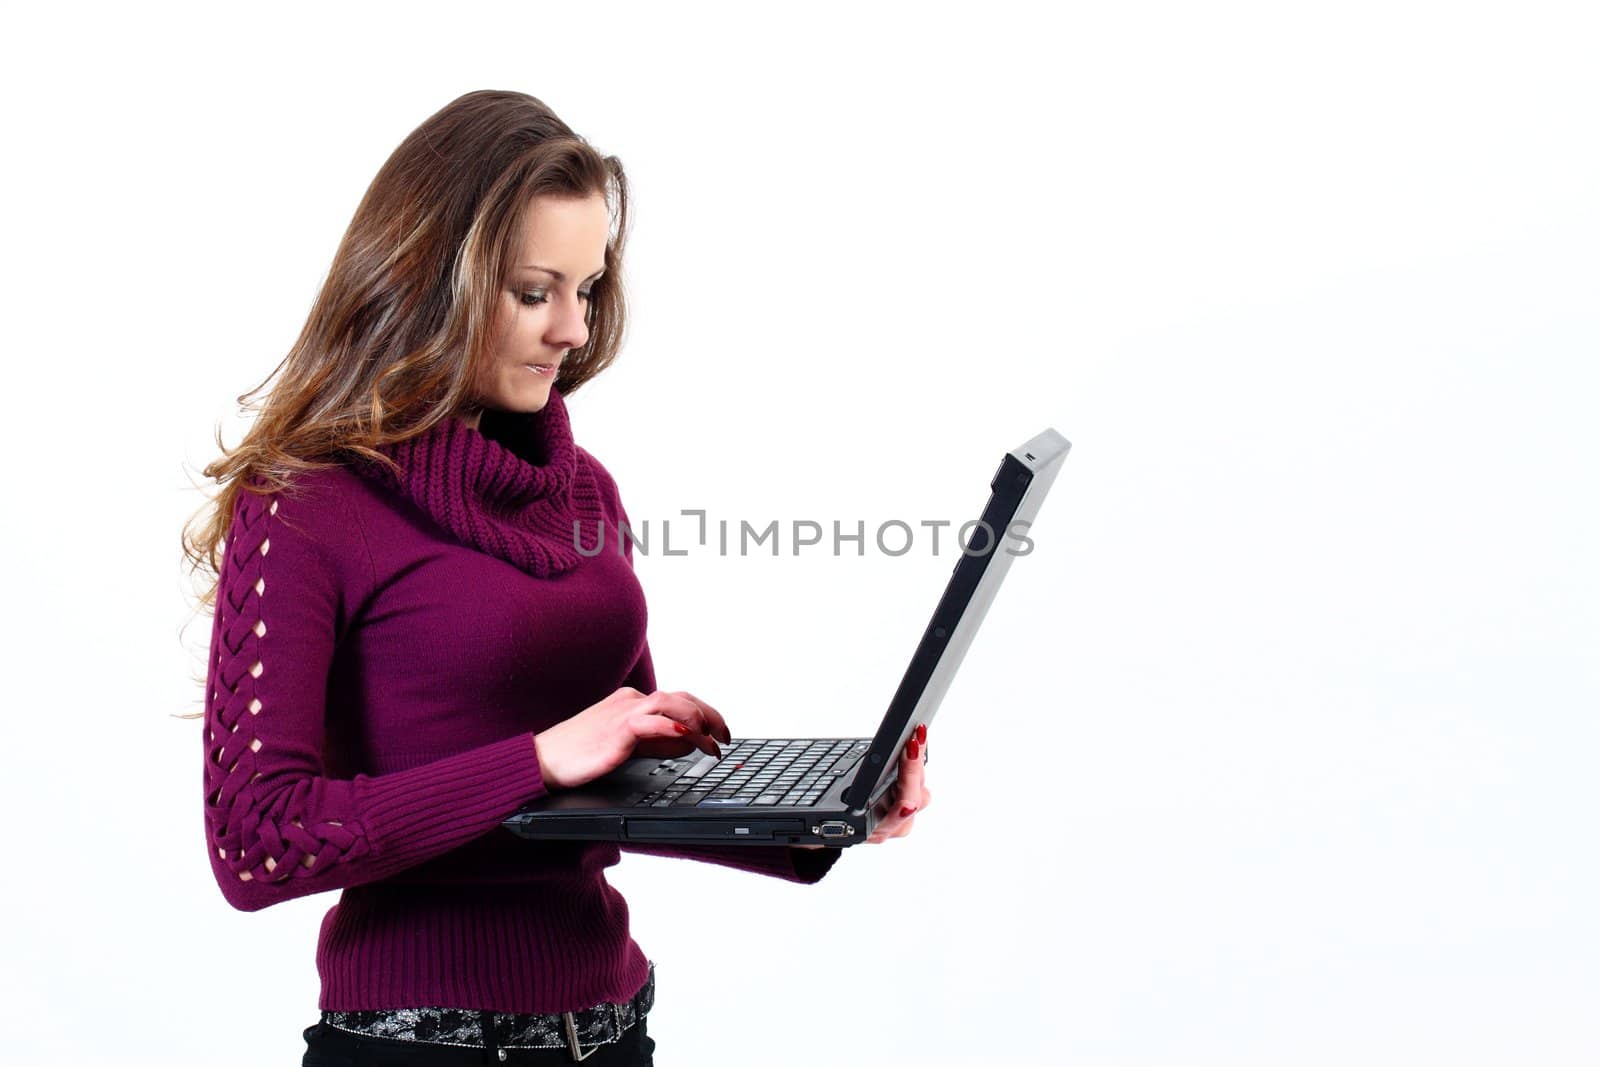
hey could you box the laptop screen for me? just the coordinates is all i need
[841,428,1071,811]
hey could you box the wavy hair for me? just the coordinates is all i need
[178,90,630,650]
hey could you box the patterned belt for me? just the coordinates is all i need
[319,961,654,1063]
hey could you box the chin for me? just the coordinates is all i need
[505,379,555,413]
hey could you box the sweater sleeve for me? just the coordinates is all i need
[584,453,839,885]
[201,476,550,912]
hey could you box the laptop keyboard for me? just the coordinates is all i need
[630,738,870,809]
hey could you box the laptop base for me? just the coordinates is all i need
[502,737,890,847]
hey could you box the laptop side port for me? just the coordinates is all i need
[814,821,854,838]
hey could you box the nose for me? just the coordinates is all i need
[545,292,590,351]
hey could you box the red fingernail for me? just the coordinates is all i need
[900,805,916,817]
[906,738,920,760]
[673,723,690,735]
[915,723,927,745]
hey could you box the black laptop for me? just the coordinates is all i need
[501,427,1071,848]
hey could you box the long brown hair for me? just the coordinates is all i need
[179,90,631,644]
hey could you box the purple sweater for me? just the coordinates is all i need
[201,386,837,1014]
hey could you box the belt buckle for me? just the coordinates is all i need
[562,1003,617,1063]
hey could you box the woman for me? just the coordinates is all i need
[181,89,932,1066]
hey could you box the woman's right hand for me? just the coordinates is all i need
[532,687,732,790]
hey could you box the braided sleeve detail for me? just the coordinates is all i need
[203,489,368,895]
[202,479,550,912]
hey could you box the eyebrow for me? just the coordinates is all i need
[521,264,606,281]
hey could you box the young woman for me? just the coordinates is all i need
[182,89,932,1066]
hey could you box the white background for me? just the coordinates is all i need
[0,2,1595,1064]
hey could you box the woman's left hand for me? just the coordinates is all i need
[792,724,931,851]
[867,723,931,844]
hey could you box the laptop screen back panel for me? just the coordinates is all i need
[841,429,1071,810]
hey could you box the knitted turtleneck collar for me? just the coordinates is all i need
[348,386,605,578]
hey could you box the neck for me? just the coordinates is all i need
[346,384,601,578]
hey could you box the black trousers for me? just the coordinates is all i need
[300,1015,655,1066]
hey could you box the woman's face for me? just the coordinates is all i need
[461,192,610,429]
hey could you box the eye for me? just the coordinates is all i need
[518,288,594,306]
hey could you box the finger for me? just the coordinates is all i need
[641,693,721,756]
[631,710,693,740]
[868,811,916,844]
[897,738,926,813]
[643,690,704,730]
[874,794,914,841]
[678,691,732,743]
[631,710,720,759]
